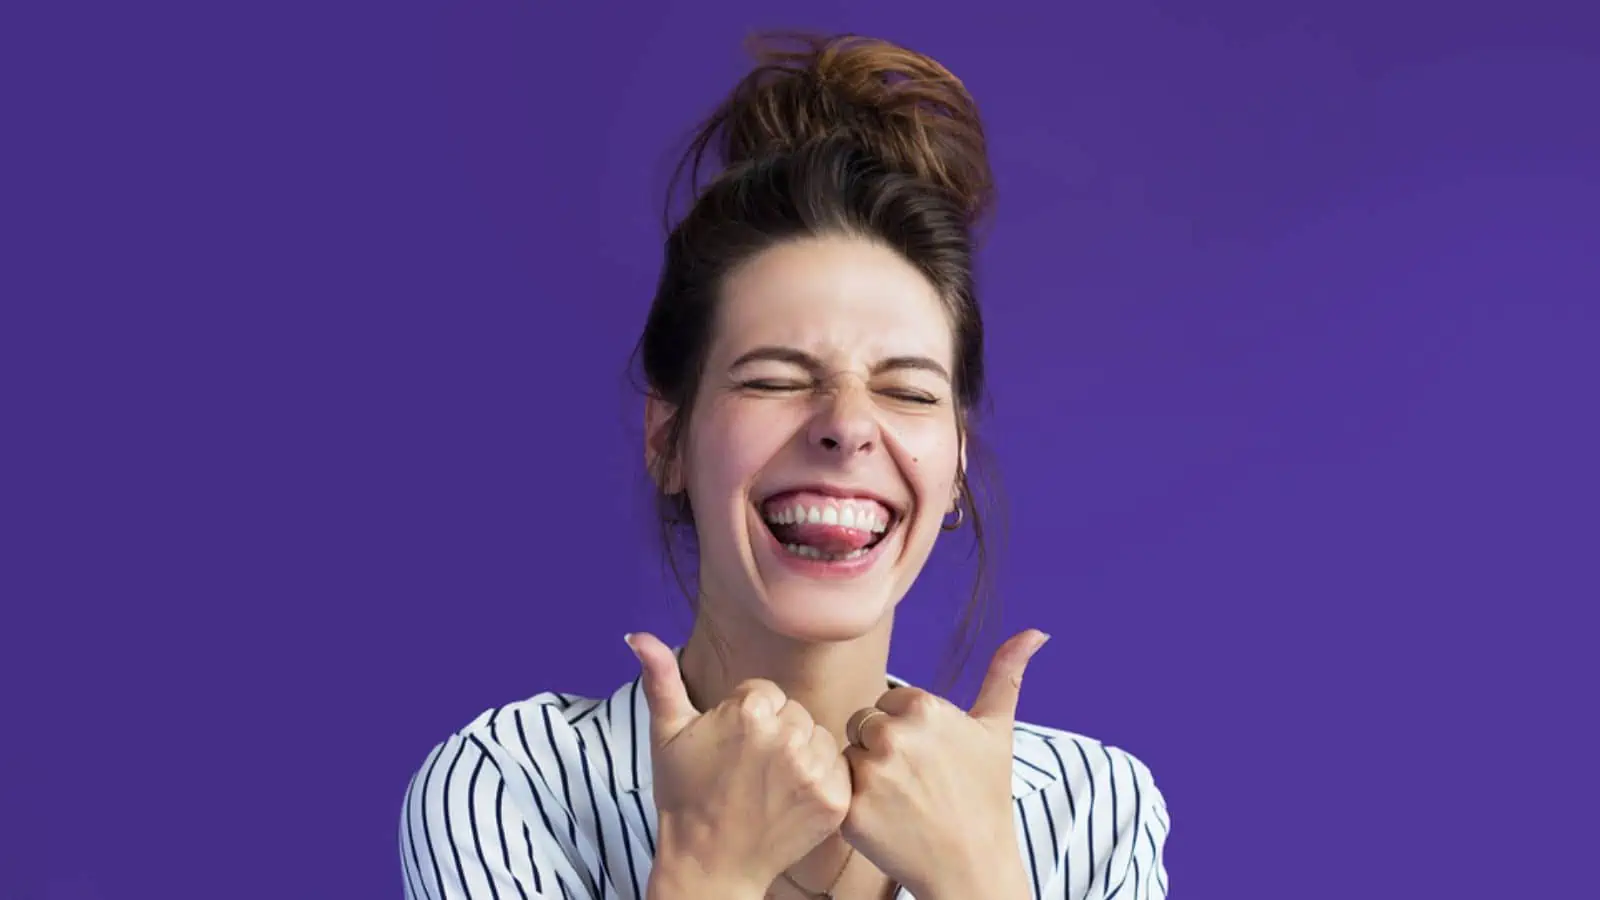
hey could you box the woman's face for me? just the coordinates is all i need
[652,233,965,643]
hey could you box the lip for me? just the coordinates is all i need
[756,482,907,524]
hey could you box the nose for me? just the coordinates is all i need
[807,380,879,458]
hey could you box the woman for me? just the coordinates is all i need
[401,32,1169,900]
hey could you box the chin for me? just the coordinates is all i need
[742,515,919,643]
[752,580,898,643]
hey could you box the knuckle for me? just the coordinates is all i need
[729,680,783,717]
[734,706,775,738]
[732,677,781,701]
[781,733,812,765]
[904,690,939,716]
[782,722,813,750]
[779,699,815,727]
[870,721,901,752]
[811,726,839,753]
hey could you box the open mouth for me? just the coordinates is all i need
[758,490,901,564]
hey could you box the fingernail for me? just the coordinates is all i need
[1036,632,1053,651]
[623,634,641,660]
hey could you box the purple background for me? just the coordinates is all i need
[5,1,1596,897]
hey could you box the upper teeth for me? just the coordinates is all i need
[764,501,889,533]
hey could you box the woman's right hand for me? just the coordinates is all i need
[626,632,851,897]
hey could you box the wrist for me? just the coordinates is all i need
[649,821,768,900]
[916,846,1031,900]
[646,854,766,900]
[920,875,1030,900]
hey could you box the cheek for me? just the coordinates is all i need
[901,418,962,502]
[686,401,792,497]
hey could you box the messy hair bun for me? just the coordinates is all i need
[676,32,995,224]
[637,31,999,689]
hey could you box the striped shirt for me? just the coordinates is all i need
[399,669,1170,900]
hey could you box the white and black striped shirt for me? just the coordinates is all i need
[399,670,1170,900]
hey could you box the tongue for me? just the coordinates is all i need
[771,522,876,554]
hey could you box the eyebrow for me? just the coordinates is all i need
[728,345,951,381]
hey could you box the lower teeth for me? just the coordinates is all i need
[783,543,870,562]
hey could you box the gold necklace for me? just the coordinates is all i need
[778,846,854,900]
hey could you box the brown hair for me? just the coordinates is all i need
[632,32,1001,690]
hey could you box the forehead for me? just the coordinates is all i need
[713,235,953,364]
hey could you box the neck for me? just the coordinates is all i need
[677,609,896,752]
[676,606,901,900]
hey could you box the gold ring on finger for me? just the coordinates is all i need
[846,708,887,749]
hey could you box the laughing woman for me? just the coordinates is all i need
[400,32,1169,900]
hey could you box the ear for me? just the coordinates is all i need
[644,393,683,495]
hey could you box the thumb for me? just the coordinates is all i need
[625,632,698,743]
[969,630,1051,724]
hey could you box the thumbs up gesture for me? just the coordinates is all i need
[626,632,853,897]
[838,629,1051,900]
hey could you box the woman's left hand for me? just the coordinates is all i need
[840,629,1051,900]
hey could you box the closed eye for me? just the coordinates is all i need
[738,379,806,392]
[881,389,940,405]
[738,379,940,405]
